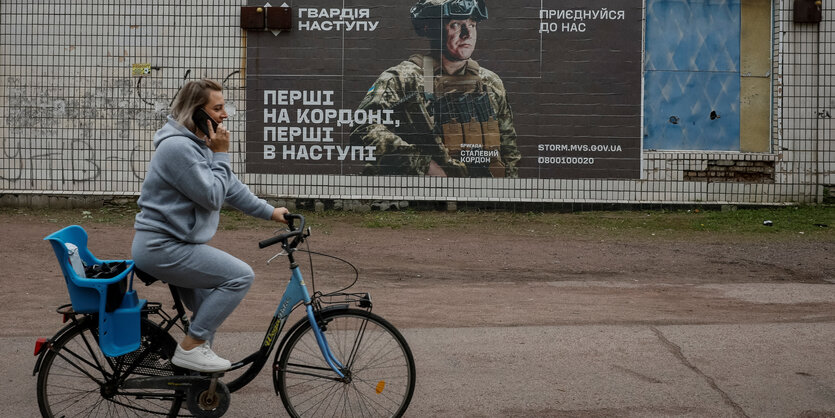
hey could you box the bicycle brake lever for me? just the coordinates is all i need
[267,250,288,265]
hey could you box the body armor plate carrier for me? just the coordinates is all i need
[410,55,505,177]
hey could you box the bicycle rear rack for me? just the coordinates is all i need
[56,301,164,317]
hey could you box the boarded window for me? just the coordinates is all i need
[644,0,741,151]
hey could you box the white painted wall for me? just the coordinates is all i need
[0,1,830,204]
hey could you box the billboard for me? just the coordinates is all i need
[245,0,643,178]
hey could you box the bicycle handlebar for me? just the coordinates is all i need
[258,213,306,249]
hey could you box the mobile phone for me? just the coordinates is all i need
[192,108,219,137]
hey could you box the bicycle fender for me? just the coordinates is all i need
[32,319,87,376]
[271,305,350,394]
[271,317,308,395]
[32,344,49,376]
[275,305,348,358]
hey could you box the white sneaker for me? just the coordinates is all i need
[171,342,231,372]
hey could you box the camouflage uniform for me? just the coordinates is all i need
[350,55,520,177]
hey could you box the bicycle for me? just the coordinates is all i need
[35,214,416,417]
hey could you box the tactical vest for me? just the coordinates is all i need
[410,55,505,178]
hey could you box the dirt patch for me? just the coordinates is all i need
[2,214,833,337]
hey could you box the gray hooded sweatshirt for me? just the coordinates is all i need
[134,117,274,243]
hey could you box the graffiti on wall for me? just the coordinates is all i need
[1,70,242,189]
[2,77,158,188]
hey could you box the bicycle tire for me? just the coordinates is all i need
[36,315,185,417]
[274,308,416,418]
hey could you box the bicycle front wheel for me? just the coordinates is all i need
[36,316,184,417]
[275,308,416,418]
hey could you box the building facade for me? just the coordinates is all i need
[0,0,831,205]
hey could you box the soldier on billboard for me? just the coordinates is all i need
[350,0,520,177]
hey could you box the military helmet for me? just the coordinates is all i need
[410,0,488,37]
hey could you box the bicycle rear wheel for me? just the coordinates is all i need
[36,316,184,417]
[274,308,416,418]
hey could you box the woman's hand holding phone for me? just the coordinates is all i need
[193,108,228,153]
[205,120,230,153]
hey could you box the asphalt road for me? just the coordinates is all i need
[5,282,835,418]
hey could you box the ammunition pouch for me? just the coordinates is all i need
[462,118,482,146]
[482,119,501,150]
[441,120,464,153]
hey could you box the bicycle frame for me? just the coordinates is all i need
[45,255,352,401]
[220,224,349,393]
[36,215,349,397]
[36,215,414,418]
[226,258,345,392]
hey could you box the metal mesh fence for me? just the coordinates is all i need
[773,0,833,202]
[0,1,244,195]
[0,1,831,205]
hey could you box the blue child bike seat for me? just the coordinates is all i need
[45,225,145,357]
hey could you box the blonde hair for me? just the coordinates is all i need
[170,79,222,132]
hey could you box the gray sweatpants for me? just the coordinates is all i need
[131,230,254,341]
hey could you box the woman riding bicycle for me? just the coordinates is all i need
[132,79,288,373]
